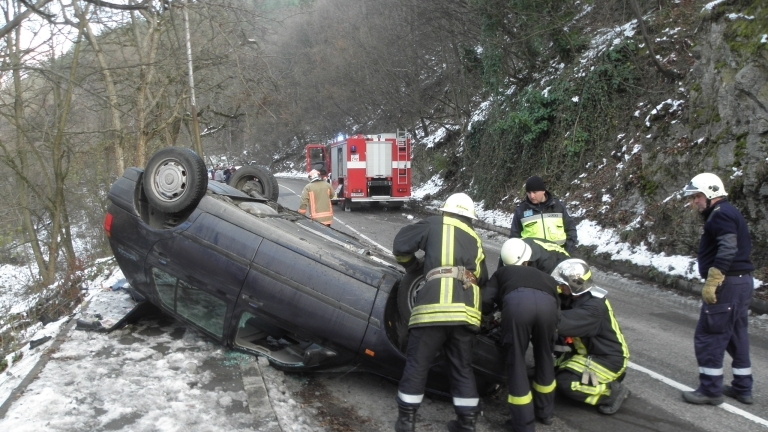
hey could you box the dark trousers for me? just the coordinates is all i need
[502,288,557,432]
[397,325,479,415]
[694,274,754,396]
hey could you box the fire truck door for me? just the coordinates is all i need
[332,145,346,178]
[366,141,391,177]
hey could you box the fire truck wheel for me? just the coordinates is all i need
[344,198,352,212]
[143,147,208,214]
[228,166,279,201]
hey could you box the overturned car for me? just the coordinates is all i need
[104,147,505,394]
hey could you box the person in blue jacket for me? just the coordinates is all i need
[681,173,754,405]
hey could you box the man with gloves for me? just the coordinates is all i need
[681,173,754,405]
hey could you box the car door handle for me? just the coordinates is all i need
[242,294,263,307]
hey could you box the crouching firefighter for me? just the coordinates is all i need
[392,193,489,432]
[553,259,631,415]
[482,239,560,431]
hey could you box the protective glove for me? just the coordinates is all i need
[404,257,425,275]
[702,267,725,304]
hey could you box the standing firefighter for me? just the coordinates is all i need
[298,169,336,226]
[681,173,754,405]
[554,259,631,415]
[482,239,560,431]
[392,193,488,432]
[510,175,578,253]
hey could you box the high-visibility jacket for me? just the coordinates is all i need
[556,290,630,386]
[298,180,335,226]
[510,191,578,253]
[393,214,488,329]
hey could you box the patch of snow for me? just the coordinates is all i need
[412,175,443,199]
[731,167,743,179]
[702,0,725,12]
[602,194,612,203]
[726,13,754,20]
[572,96,580,103]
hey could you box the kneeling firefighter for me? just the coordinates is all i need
[392,193,488,432]
[553,259,631,415]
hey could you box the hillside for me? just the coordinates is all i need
[384,0,767,290]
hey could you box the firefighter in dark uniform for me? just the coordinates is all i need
[482,239,559,431]
[510,176,578,253]
[553,259,631,415]
[392,193,488,432]
[497,237,570,274]
[681,173,754,405]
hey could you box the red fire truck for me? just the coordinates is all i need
[305,131,412,211]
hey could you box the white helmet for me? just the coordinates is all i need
[500,238,532,266]
[551,259,593,296]
[308,169,320,182]
[440,193,477,220]
[683,173,727,199]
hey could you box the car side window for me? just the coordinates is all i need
[151,267,228,339]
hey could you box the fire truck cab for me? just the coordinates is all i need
[306,131,411,211]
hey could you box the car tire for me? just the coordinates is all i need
[228,166,279,201]
[396,272,425,330]
[143,147,208,214]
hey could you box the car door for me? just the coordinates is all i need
[231,218,382,367]
[146,211,261,341]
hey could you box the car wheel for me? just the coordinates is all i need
[397,272,426,326]
[228,166,279,201]
[143,147,207,214]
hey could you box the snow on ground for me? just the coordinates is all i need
[0,263,320,432]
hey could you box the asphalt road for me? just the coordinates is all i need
[276,177,768,432]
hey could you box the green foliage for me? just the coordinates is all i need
[723,1,768,58]
[0,358,6,372]
[733,132,748,166]
[465,39,641,204]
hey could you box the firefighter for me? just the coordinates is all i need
[497,237,570,274]
[553,259,630,415]
[509,176,578,253]
[298,169,336,226]
[482,239,559,431]
[392,193,488,432]
[681,173,754,405]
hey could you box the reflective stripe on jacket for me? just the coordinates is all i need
[393,214,488,329]
[298,180,335,225]
[510,192,577,252]
[556,293,629,379]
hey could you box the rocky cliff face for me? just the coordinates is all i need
[610,9,768,282]
[419,2,767,287]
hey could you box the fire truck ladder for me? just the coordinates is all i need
[396,130,409,185]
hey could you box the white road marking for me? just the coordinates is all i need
[628,362,768,428]
[279,179,768,428]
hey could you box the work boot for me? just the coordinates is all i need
[394,404,417,432]
[598,381,631,415]
[681,390,723,406]
[447,412,478,432]
[723,385,753,405]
